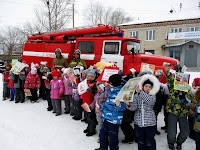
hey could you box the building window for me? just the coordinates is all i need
[78,42,94,53]
[186,27,198,32]
[189,45,194,49]
[146,30,156,41]
[104,42,119,54]
[170,28,182,33]
[170,50,180,61]
[130,31,138,38]
[145,50,155,54]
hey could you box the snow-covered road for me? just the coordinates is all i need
[0,72,198,150]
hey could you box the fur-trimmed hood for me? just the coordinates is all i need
[138,74,160,96]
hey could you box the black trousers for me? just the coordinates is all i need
[120,109,135,141]
[87,109,97,133]
[30,88,38,102]
[15,88,25,102]
[46,89,53,109]
[74,100,82,119]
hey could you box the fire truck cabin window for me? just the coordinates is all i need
[78,42,94,53]
[104,42,119,54]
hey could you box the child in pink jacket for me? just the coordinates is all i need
[62,68,73,114]
[49,70,64,116]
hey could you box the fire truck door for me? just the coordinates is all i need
[101,41,124,71]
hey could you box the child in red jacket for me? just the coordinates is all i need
[24,66,40,103]
[2,64,11,100]
[82,69,97,137]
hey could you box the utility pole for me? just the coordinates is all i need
[72,3,74,28]
[180,3,182,12]
[47,0,51,32]
[198,1,200,10]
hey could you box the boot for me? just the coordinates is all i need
[86,131,96,136]
[176,143,182,150]
[155,130,161,135]
[161,125,167,130]
[122,138,134,144]
[168,143,175,150]
[83,129,88,133]
[95,148,108,150]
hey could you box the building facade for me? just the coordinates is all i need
[119,16,200,67]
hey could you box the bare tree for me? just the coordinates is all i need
[35,0,75,32]
[109,9,132,26]
[0,26,25,60]
[83,0,133,26]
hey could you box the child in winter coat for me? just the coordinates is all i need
[81,70,88,123]
[24,66,41,103]
[82,70,97,137]
[90,82,110,141]
[2,64,11,100]
[38,61,48,100]
[11,69,26,103]
[124,74,160,150]
[95,74,126,150]
[193,89,200,150]
[48,70,64,116]
[7,77,15,101]
[62,68,73,114]
[165,66,195,150]
[44,68,53,111]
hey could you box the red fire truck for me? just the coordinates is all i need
[22,24,179,82]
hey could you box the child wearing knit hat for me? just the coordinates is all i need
[49,70,64,116]
[96,74,126,150]
[82,69,97,136]
[62,68,73,115]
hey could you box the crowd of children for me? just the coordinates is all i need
[1,59,200,150]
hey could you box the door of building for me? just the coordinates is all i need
[185,49,197,67]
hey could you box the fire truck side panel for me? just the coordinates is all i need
[22,42,75,68]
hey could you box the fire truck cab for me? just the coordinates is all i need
[22,24,179,82]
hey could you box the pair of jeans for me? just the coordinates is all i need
[99,120,119,150]
[136,125,156,150]
[194,131,200,150]
[167,113,189,144]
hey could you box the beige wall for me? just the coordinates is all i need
[120,19,200,56]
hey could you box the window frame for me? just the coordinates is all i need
[186,26,199,32]
[145,29,156,41]
[130,31,138,38]
[170,27,182,33]
[102,40,121,55]
[77,41,94,53]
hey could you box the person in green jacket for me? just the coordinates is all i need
[52,48,68,70]
[69,49,87,69]
[165,65,195,150]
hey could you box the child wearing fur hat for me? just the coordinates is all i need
[24,66,41,103]
[2,63,11,100]
[95,74,126,150]
[49,70,64,116]
[62,68,73,114]
[90,82,110,141]
[82,69,97,136]
[124,74,160,150]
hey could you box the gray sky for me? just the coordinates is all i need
[0,0,199,28]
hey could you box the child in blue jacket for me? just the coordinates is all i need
[95,74,126,150]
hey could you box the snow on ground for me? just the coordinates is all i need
[0,72,198,150]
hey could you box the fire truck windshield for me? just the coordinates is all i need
[124,41,141,54]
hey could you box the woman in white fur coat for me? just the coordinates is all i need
[124,74,160,150]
